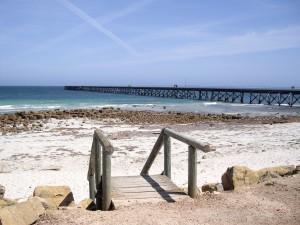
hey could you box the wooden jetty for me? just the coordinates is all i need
[87,128,214,210]
[65,86,300,106]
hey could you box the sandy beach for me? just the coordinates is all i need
[0,109,299,202]
[37,175,300,225]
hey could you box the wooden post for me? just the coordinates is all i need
[95,142,102,188]
[188,145,197,198]
[88,174,96,201]
[102,151,112,211]
[163,134,171,179]
[95,141,102,210]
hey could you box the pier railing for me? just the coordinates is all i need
[87,129,114,211]
[141,128,214,198]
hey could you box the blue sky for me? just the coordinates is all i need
[0,0,300,87]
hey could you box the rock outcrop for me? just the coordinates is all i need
[1,108,299,134]
[0,197,45,225]
[221,165,298,190]
[33,186,74,209]
[257,165,296,178]
[221,166,259,191]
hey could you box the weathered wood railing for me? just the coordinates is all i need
[87,129,114,211]
[141,128,214,198]
[87,128,213,210]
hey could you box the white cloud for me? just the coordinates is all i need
[171,25,300,58]
[83,25,300,67]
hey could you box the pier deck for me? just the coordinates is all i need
[65,86,300,106]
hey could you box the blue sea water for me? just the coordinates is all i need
[0,86,193,112]
[0,86,299,116]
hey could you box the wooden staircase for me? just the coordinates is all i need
[87,128,214,210]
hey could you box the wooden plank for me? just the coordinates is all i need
[112,184,180,192]
[111,177,173,187]
[111,175,188,207]
[111,177,171,184]
[163,134,171,178]
[112,192,186,199]
[188,145,197,198]
[140,132,164,175]
[112,174,170,181]
[102,151,112,211]
[112,175,172,183]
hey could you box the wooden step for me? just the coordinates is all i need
[111,175,188,207]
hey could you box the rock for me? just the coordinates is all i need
[0,197,45,225]
[0,185,4,199]
[201,183,223,193]
[40,165,62,171]
[259,171,280,183]
[183,187,201,197]
[264,180,275,186]
[0,198,17,208]
[202,144,216,152]
[33,186,74,209]
[296,165,300,174]
[78,198,96,211]
[257,165,296,178]
[221,166,259,190]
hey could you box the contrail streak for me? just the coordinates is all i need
[56,0,138,55]
[101,0,156,24]
[27,0,155,55]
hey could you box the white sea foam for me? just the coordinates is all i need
[0,105,14,109]
[203,102,218,105]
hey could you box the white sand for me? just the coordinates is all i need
[0,118,299,202]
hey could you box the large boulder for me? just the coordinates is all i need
[0,197,45,225]
[0,185,4,199]
[222,166,259,190]
[33,186,74,209]
[257,165,296,178]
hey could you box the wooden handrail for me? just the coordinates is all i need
[140,132,164,175]
[141,128,215,198]
[94,130,114,153]
[164,128,213,152]
[87,129,114,211]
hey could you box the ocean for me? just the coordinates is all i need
[0,86,299,116]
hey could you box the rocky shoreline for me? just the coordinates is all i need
[1,108,300,134]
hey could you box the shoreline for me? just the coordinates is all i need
[1,107,300,135]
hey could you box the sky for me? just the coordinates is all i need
[0,0,300,87]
